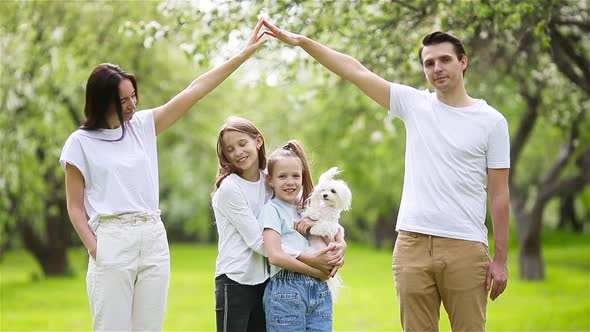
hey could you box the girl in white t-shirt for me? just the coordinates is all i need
[212,118,345,332]
[60,20,269,332]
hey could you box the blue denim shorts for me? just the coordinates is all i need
[263,269,333,332]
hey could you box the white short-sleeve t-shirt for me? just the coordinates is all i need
[389,83,510,245]
[59,109,159,228]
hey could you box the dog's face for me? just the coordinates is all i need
[311,179,352,211]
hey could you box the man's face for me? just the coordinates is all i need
[421,42,467,92]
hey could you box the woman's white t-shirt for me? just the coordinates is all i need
[59,109,159,229]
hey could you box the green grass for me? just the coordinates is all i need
[1,232,589,331]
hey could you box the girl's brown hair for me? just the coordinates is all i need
[214,116,267,190]
[267,140,314,211]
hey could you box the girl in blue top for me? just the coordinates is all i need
[258,140,343,332]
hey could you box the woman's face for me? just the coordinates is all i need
[106,79,137,128]
[221,130,262,180]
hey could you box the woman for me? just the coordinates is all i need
[60,19,269,331]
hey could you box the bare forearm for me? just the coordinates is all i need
[298,36,390,109]
[491,195,510,263]
[186,52,249,98]
[297,252,319,268]
[297,250,334,273]
[155,19,267,135]
[269,252,322,278]
[299,36,365,82]
[67,207,95,250]
[163,51,250,119]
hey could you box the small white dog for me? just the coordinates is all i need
[303,167,352,243]
[301,167,352,302]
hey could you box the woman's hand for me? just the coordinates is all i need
[241,18,274,58]
[262,19,303,46]
[87,236,97,259]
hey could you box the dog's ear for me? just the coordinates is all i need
[337,181,353,211]
[319,167,342,183]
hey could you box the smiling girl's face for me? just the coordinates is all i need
[221,130,263,181]
[268,156,303,205]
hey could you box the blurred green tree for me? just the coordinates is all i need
[138,0,589,280]
[0,0,179,274]
[1,0,588,281]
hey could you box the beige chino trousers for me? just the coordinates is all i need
[87,212,170,331]
[393,231,490,332]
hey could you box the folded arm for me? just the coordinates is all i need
[264,229,330,281]
[294,218,346,276]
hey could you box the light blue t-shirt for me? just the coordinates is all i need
[258,198,310,277]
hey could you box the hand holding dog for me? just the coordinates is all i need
[295,216,317,235]
[298,243,343,275]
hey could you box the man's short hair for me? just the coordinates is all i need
[418,31,467,64]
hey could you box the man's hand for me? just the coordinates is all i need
[486,259,508,300]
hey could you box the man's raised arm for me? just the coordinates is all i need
[263,19,390,110]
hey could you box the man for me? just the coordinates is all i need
[263,20,510,331]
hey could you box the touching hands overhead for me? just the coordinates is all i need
[243,18,275,56]
[261,19,303,46]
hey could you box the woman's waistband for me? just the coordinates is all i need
[99,211,161,224]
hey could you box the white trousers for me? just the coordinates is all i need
[87,212,170,331]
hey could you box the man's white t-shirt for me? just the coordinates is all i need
[59,109,159,230]
[389,83,510,245]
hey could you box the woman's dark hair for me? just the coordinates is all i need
[81,63,138,140]
[418,31,468,75]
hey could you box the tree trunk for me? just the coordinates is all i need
[19,217,70,276]
[516,208,545,280]
[519,234,545,280]
[558,194,582,232]
[374,209,398,250]
[17,171,71,276]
